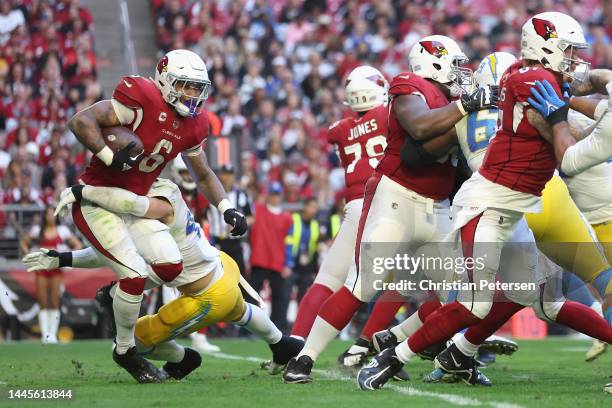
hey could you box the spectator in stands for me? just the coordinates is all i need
[249,182,294,332]
[20,205,82,344]
[206,163,253,293]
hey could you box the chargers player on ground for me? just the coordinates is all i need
[358,12,612,391]
[24,179,301,381]
[283,35,498,384]
[67,49,247,382]
[289,66,389,344]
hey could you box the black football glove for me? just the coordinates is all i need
[110,142,144,171]
[459,85,499,113]
[224,208,248,236]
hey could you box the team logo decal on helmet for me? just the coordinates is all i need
[532,18,558,40]
[420,41,449,58]
[157,56,169,74]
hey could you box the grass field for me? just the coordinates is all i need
[0,338,609,407]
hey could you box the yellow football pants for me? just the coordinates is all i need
[591,221,612,263]
[525,175,610,283]
[135,252,245,347]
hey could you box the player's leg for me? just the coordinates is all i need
[35,273,50,343]
[291,199,362,339]
[526,175,612,323]
[47,274,62,343]
[72,202,163,382]
[358,208,522,390]
[338,290,405,369]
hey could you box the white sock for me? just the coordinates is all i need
[395,340,416,363]
[38,309,49,342]
[297,316,339,361]
[390,312,423,342]
[236,303,282,344]
[136,339,185,363]
[454,333,479,357]
[113,287,143,354]
[47,309,60,341]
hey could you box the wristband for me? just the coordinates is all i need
[217,198,232,214]
[96,146,114,166]
[456,100,467,116]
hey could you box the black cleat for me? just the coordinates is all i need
[372,330,399,353]
[357,347,403,391]
[475,349,496,367]
[270,336,304,366]
[417,342,447,361]
[113,346,166,383]
[434,343,480,385]
[479,335,518,356]
[163,347,202,380]
[392,367,411,381]
[96,282,116,338]
[283,355,313,384]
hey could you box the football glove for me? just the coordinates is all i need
[527,80,569,126]
[22,248,61,272]
[223,208,248,236]
[110,142,144,171]
[459,85,499,113]
[54,185,85,217]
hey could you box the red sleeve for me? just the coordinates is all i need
[184,111,209,152]
[112,76,149,109]
[510,68,562,103]
[388,73,425,97]
[327,121,341,145]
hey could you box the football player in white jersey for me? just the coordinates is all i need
[23,179,303,381]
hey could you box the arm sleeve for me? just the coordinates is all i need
[81,185,150,217]
[561,108,612,176]
[71,247,104,268]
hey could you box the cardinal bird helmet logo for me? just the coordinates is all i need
[532,18,558,40]
[157,56,169,74]
[420,41,449,58]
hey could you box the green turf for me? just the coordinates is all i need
[0,338,609,407]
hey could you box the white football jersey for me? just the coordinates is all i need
[455,108,499,173]
[564,110,612,224]
[145,178,222,287]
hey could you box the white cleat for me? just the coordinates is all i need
[585,339,607,362]
[191,333,220,354]
[604,383,611,394]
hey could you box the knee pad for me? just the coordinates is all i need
[118,277,147,296]
[532,300,563,322]
[152,262,183,283]
[459,300,493,320]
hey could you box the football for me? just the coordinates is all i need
[101,126,144,156]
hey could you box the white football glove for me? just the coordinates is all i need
[54,187,77,217]
[21,248,60,272]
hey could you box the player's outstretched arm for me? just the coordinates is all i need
[569,69,612,96]
[183,150,248,236]
[55,185,173,221]
[394,94,464,141]
[22,247,103,272]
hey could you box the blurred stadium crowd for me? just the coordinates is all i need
[0,0,611,336]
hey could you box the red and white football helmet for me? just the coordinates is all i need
[154,49,212,117]
[521,12,589,79]
[408,35,471,97]
[344,66,389,112]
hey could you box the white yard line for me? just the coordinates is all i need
[208,351,526,408]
